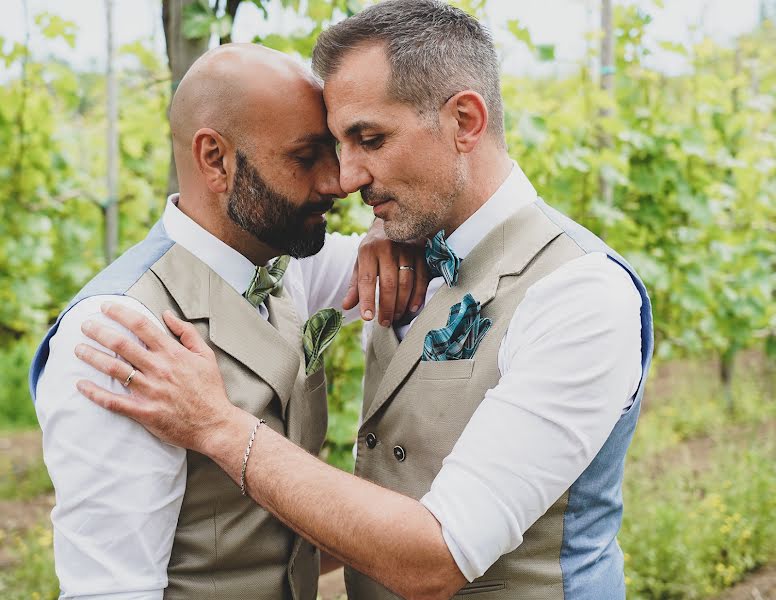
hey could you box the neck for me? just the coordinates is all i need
[442,148,513,237]
[176,188,279,267]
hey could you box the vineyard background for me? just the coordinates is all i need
[0,1,774,598]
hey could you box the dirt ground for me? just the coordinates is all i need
[714,565,776,600]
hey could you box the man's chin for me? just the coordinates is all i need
[284,224,327,259]
[383,218,424,243]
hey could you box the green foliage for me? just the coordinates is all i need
[182,0,233,40]
[621,437,776,598]
[619,358,776,597]
[0,15,169,348]
[322,322,365,472]
[501,6,776,365]
[629,361,776,462]
[0,337,39,427]
[0,525,58,599]
[34,13,77,48]
[0,459,53,501]
[1,5,775,597]
[507,19,556,62]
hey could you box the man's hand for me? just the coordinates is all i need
[74,303,237,454]
[344,219,428,327]
[75,302,467,600]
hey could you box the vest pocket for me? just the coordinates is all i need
[304,365,326,392]
[455,579,507,595]
[300,367,328,454]
[417,358,475,380]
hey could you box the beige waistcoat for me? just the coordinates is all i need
[125,244,325,600]
[347,204,585,599]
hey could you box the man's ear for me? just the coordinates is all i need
[445,90,489,154]
[192,128,230,194]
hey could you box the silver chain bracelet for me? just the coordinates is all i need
[240,419,265,496]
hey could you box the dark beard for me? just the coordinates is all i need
[227,150,331,258]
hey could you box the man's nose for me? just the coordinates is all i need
[338,148,372,195]
[319,155,347,199]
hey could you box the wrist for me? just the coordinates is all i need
[201,404,256,482]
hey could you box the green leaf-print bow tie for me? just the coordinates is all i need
[302,308,343,375]
[243,255,290,308]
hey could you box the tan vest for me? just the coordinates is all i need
[348,204,585,599]
[125,244,325,600]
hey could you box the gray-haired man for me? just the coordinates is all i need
[76,2,653,599]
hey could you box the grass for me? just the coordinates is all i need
[621,436,776,599]
[629,359,775,462]
[0,525,58,600]
[0,458,52,501]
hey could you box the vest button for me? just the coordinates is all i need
[393,445,406,462]
[365,432,377,449]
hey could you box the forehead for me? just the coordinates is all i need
[323,45,409,136]
[252,76,330,146]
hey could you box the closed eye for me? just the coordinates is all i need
[294,155,317,168]
[359,135,384,149]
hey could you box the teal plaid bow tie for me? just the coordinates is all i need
[243,255,290,308]
[426,231,461,287]
[422,293,492,361]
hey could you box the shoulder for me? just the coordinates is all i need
[527,251,639,306]
[55,294,165,339]
[506,252,641,347]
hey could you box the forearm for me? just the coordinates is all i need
[209,406,464,599]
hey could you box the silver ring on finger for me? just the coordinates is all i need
[399,265,415,272]
[122,367,138,388]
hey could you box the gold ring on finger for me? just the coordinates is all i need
[399,265,415,272]
[122,367,138,388]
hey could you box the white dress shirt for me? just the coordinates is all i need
[35,197,362,598]
[363,163,643,582]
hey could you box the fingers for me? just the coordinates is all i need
[100,302,170,352]
[341,263,360,312]
[80,319,156,373]
[356,249,378,322]
[375,248,398,327]
[394,247,416,320]
[409,251,430,315]
[76,378,146,420]
[74,343,149,392]
[163,311,211,355]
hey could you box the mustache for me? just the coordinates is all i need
[301,199,335,215]
[360,186,397,204]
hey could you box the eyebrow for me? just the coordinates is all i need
[344,120,381,138]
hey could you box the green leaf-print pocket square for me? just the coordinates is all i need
[302,308,343,375]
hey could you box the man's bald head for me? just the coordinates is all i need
[166,43,343,267]
[170,43,320,168]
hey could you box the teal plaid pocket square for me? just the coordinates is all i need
[422,293,492,362]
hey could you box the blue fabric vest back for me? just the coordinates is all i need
[29,221,175,402]
[536,199,654,599]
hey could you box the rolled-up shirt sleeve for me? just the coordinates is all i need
[35,295,186,598]
[419,253,643,581]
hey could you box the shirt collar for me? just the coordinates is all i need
[162,194,257,295]
[445,161,537,260]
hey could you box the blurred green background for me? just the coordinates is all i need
[0,0,774,598]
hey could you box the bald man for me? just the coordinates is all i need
[30,44,426,600]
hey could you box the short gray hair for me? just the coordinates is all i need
[312,0,505,145]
